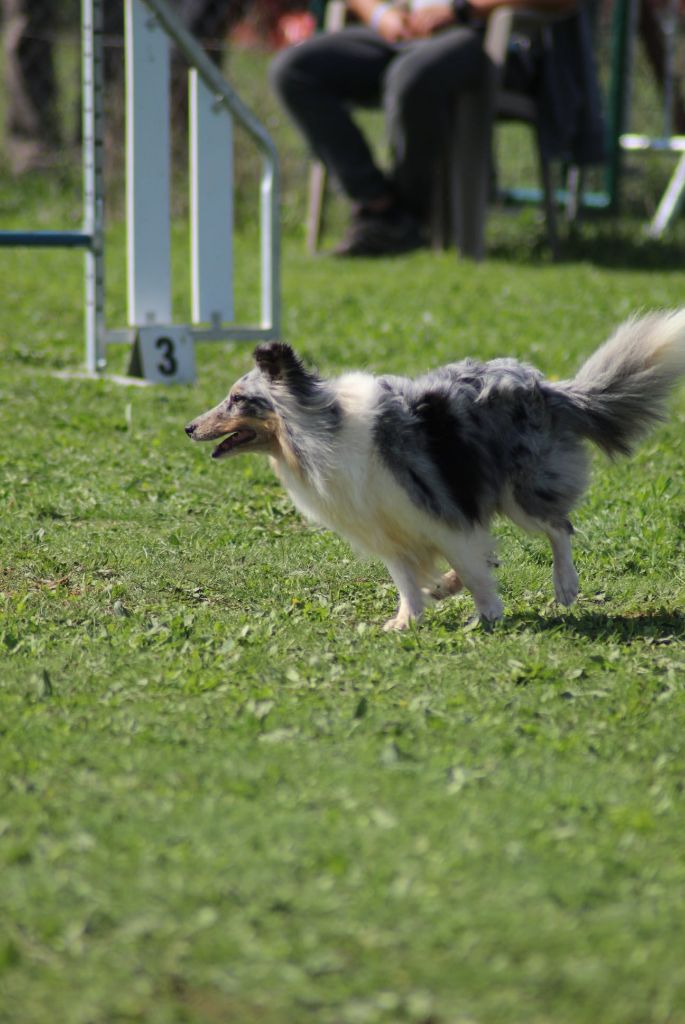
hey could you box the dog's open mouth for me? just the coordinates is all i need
[212,428,257,458]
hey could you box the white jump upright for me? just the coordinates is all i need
[125,0,172,328]
[125,0,195,382]
[190,70,234,328]
[121,0,280,384]
[107,0,279,384]
[1,0,279,383]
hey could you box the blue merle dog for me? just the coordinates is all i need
[186,311,685,630]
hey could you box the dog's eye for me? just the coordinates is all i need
[244,397,269,414]
[227,394,269,416]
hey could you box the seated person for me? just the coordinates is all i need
[270,0,604,256]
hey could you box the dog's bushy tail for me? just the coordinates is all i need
[553,310,685,457]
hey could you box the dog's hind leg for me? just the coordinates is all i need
[504,499,579,607]
[443,528,504,623]
[427,569,464,602]
[542,520,579,606]
[383,560,426,631]
[427,553,502,602]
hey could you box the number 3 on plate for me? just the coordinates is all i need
[155,336,179,377]
[133,326,196,384]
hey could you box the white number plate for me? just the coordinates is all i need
[133,326,196,384]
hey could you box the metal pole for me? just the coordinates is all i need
[647,151,685,236]
[139,0,281,338]
[661,0,679,138]
[605,0,637,210]
[0,231,92,247]
[260,155,279,329]
[82,0,106,373]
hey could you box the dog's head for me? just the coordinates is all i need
[184,342,316,460]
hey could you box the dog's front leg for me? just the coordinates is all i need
[383,560,426,631]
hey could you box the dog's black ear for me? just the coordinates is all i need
[254,341,339,420]
[254,342,306,382]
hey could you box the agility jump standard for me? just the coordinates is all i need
[123,0,280,382]
[0,0,280,384]
[0,0,105,376]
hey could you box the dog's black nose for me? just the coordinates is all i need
[185,422,196,437]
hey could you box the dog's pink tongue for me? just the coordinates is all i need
[211,430,253,458]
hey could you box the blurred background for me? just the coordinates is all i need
[1,0,684,240]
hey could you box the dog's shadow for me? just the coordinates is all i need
[434,604,683,642]
[507,608,685,643]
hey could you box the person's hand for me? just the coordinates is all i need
[376,5,412,41]
[408,2,455,35]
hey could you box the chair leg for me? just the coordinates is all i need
[306,160,327,254]
[538,152,559,259]
[430,144,453,250]
[452,83,494,261]
[565,164,583,225]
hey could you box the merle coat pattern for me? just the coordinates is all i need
[186,311,685,630]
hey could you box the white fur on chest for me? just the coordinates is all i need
[271,372,441,565]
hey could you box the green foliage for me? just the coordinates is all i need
[1,222,684,1024]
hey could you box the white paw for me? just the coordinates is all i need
[383,615,412,632]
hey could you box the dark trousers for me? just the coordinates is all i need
[1,0,242,168]
[270,24,487,220]
[1,0,59,148]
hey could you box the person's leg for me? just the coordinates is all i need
[2,0,59,171]
[271,26,425,254]
[271,26,396,207]
[272,26,432,254]
[383,27,486,219]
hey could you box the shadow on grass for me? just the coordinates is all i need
[488,215,685,271]
[559,232,685,272]
[511,608,685,642]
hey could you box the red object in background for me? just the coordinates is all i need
[272,10,316,47]
[230,7,315,50]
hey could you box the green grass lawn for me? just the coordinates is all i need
[2,177,685,1024]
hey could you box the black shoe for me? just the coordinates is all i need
[333,205,424,257]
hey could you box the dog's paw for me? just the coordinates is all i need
[464,612,502,632]
[383,614,415,632]
[475,596,504,623]
[554,566,579,606]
